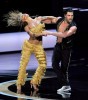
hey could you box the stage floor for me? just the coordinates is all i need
[0,48,88,100]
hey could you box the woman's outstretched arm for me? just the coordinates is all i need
[35,16,61,24]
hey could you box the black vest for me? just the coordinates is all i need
[56,17,77,49]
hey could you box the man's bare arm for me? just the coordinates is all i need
[42,26,77,38]
[51,17,62,23]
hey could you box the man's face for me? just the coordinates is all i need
[64,12,74,23]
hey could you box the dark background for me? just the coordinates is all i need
[0,0,88,48]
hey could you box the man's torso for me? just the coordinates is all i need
[57,21,69,43]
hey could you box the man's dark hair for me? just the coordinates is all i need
[63,8,74,15]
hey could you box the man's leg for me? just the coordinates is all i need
[57,49,72,92]
[52,43,64,87]
[61,49,72,86]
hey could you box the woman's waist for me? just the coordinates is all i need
[28,39,42,45]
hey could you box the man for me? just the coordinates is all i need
[42,8,77,92]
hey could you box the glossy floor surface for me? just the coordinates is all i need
[0,48,88,100]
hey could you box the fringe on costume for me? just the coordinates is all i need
[17,39,47,86]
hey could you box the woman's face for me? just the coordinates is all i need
[21,14,29,22]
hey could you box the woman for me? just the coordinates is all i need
[5,10,56,92]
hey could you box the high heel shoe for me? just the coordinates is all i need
[30,81,39,91]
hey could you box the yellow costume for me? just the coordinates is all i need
[17,23,47,86]
[30,23,45,34]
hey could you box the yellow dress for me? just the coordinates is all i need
[17,23,47,86]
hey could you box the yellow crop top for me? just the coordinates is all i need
[30,23,45,34]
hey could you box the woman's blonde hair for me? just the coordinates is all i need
[4,10,23,26]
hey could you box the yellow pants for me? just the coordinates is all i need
[17,39,47,86]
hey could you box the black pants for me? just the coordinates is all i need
[52,43,72,87]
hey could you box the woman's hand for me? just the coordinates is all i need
[42,30,50,36]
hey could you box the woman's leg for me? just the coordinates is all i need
[31,45,47,86]
[17,40,33,88]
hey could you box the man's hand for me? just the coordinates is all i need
[42,30,49,36]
